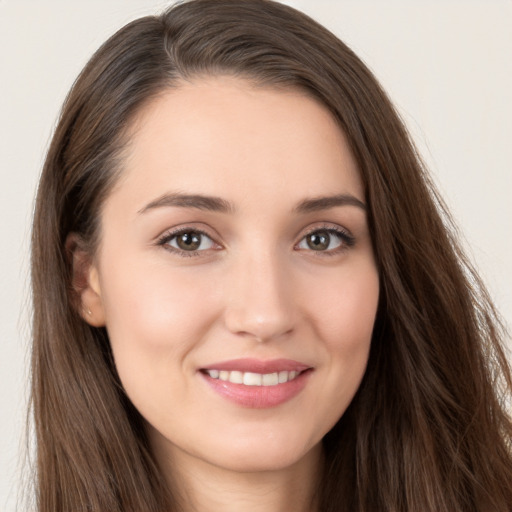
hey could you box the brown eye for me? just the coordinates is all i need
[297,228,353,253]
[176,232,201,250]
[305,230,331,251]
[166,230,215,252]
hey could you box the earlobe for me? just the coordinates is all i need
[66,233,106,327]
[82,265,106,327]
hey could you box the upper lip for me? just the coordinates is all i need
[200,358,312,374]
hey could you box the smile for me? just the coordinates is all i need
[200,359,313,408]
[202,369,302,386]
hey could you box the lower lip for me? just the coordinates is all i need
[200,370,312,408]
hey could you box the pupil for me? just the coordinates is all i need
[177,232,201,250]
[307,231,329,251]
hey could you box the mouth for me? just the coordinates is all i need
[199,358,313,408]
[200,368,306,386]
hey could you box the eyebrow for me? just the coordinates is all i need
[138,192,234,214]
[138,192,366,215]
[294,194,366,213]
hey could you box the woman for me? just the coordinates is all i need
[31,0,512,510]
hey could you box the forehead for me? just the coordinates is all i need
[112,76,363,213]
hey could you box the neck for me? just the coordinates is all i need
[155,439,323,512]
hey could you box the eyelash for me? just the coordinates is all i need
[156,224,356,258]
[156,227,217,258]
[298,225,356,257]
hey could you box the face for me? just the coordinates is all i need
[82,77,379,476]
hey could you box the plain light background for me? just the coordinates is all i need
[1,1,511,509]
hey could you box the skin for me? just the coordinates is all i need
[77,77,379,512]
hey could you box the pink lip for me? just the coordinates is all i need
[199,358,313,409]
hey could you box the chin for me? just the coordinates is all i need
[196,429,322,474]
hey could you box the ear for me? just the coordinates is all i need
[66,233,106,327]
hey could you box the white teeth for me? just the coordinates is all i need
[243,372,262,386]
[205,369,302,386]
[230,371,243,384]
[262,372,278,386]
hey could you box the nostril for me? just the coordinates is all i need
[224,307,296,343]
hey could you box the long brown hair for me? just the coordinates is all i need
[31,1,512,510]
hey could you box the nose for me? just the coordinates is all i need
[223,251,296,342]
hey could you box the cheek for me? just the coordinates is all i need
[98,257,220,398]
[310,257,379,350]
[102,258,216,344]
[303,258,379,425]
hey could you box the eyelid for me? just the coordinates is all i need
[154,222,355,258]
[294,223,356,254]
[156,225,223,257]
